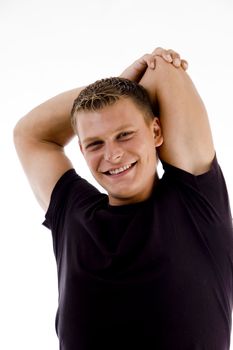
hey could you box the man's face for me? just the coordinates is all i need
[76,97,163,205]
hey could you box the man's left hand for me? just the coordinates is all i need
[120,47,188,82]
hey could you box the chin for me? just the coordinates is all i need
[109,187,142,202]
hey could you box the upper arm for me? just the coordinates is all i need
[140,57,215,175]
[14,129,73,212]
[14,87,83,212]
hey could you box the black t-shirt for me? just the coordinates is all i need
[43,155,233,350]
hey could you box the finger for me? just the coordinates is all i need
[152,47,173,63]
[162,52,173,63]
[152,47,164,56]
[152,47,187,70]
[139,54,156,69]
[146,55,156,69]
[166,49,181,67]
[181,59,188,71]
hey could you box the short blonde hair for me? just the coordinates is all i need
[70,77,155,132]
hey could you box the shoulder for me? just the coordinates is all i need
[160,154,232,219]
[160,153,224,194]
[161,153,218,183]
[43,169,104,229]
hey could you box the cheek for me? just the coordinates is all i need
[84,153,101,172]
[136,137,156,157]
[141,143,157,167]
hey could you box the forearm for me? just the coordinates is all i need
[139,56,214,173]
[140,56,206,119]
[14,87,84,147]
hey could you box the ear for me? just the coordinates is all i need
[152,117,163,147]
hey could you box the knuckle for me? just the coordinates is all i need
[168,49,180,56]
[153,47,164,54]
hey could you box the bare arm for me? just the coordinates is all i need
[14,50,175,212]
[139,55,215,175]
[14,87,83,211]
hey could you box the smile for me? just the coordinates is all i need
[104,162,137,176]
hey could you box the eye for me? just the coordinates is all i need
[117,131,134,140]
[85,140,104,151]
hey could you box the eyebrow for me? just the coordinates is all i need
[82,124,134,145]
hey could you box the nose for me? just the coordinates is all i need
[104,142,124,162]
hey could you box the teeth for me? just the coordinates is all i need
[109,163,132,175]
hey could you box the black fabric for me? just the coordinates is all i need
[43,155,233,350]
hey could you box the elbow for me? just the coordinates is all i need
[13,118,22,137]
[13,115,28,148]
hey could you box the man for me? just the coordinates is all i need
[14,48,233,349]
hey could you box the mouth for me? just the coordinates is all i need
[103,161,137,176]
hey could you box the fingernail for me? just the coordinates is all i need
[174,58,180,66]
[165,54,172,62]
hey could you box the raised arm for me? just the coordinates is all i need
[14,87,83,211]
[139,51,215,175]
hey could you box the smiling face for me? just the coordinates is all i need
[76,97,163,205]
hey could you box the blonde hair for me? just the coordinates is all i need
[70,77,155,132]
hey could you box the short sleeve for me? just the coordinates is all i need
[43,169,101,230]
[161,154,232,220]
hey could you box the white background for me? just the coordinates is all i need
[1,0,233,348]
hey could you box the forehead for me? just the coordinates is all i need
[76,98,149,142]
